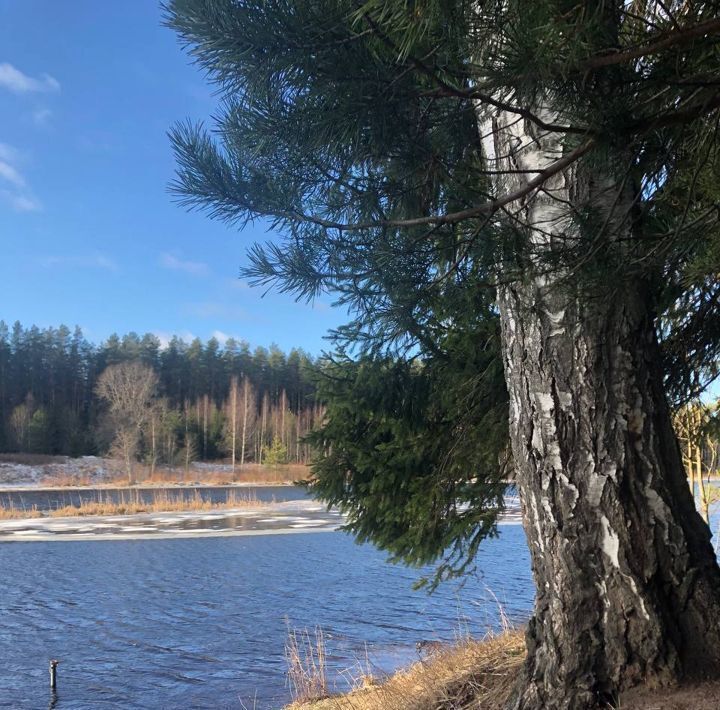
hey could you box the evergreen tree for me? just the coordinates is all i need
[262,435,288,466]
[165,1,720,706]
[0,320,320,464]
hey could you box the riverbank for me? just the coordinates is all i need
[286,629,720,710]
[286,629,524,710]
[0,454,310,488]
[0,488,264,520]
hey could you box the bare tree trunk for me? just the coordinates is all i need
[240,376,249,469]
[477,105,720,708]
[696,438,709,524]
[125,435,133,485]
[203,394,208,460]
[150,412,157,477]
[259,393,268,465]
[230,376,238,480]
[687,431,696,501]
[281,389,286,447]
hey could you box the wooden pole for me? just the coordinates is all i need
[49,659,59,690]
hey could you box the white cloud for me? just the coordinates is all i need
[159,252,210,276]
[33,108,53,127]
[212,330,234,346]
[0,160,25,188]
[0,143,20,163]
[0,63,60,94]
[0,142,41,213]
[153,330,197,349]
[1,190,41,212]
[42,253,119,271]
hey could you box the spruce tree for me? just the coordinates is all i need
[165,2,720,707]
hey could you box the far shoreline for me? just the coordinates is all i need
[0,481,299,493]
[0,455,311,491]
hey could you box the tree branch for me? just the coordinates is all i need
[582,17,720,71]
[358,8,592,136]
[627,91,720,132]
[284,139,595,232]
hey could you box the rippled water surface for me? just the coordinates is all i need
[0,525,532,709]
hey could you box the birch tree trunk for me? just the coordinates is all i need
[230,376,238,479]
[150,413,157,477]
[240,376,249,468]
[479,105,720,708]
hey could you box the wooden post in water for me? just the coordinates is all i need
[49,659,59,690]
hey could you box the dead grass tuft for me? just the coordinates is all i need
[285,627,720,710]
[0,489,265,519]
[40,472,96,487]
[286,629,526,710]
[286,626,329,704]
[0,504,40,519]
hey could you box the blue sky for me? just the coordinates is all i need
[0,1,345,354]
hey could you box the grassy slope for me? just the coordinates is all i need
[287,629,720,710]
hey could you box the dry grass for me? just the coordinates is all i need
[285,628,720,710]
[0,489,266,520]
[131,464,306,486]
[286,629,526,710]
[34,462,310,487]
[0,504,40,519]
[134,464,310,486]
[177,463,311,486]
[39,472,96,487]
[286,627,329,703]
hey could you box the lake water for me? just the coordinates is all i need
[0,524,533,709]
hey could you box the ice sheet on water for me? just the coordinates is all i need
[120,526,158,532]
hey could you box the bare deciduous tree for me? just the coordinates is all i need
[96,361,159,483]
[225,376,257,479]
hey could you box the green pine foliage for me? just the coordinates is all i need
[262,436,289,466]
[307,317,508,587]
[165,0,720,580]
[0,320,318,461]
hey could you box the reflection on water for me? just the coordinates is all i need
[0,527,533,709]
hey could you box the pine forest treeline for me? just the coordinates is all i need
[0,320,322,465]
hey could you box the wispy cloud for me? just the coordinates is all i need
[160,252,210,277]
[153,330,197,349]
[211,330,242,346]
[0,63,60,94]
[0,160,25,188]
[42,253,119,271]
[1,191,41,212]
[225,277,251,290]
[186,302,249,321]
[33,108,53,127]
[0,143,41,213]
[0,143,20,163]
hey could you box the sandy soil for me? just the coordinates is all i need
[621,681,720,709]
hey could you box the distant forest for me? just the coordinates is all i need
[0,321,322,464]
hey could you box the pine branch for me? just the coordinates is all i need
[282,139,595,232]
[582,17,720,71]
